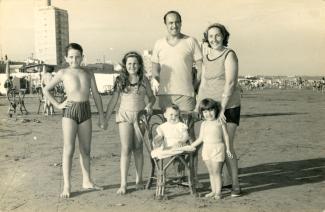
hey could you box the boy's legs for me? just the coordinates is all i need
[77,119,101,190]
[117,122,134,194]
[61,117,78,198]
[133,126,144,189]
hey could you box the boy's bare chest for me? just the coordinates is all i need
[63,71,91,89]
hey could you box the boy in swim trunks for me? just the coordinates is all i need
[43,43,106,198]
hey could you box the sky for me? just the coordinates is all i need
[0,0,325,76]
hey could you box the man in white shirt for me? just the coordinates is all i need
[151,10,203,111]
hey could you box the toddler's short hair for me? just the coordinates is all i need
[163,104,180,114]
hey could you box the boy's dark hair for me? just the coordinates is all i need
[163,10,182,24]
[198,98,221,119]
[65,43,83,56]
[203,23,230,47]
[115,51,144,92]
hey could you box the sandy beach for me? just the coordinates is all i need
[0,88,324,212]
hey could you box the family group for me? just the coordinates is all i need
[43,10,241,200]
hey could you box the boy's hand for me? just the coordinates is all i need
[58,100,72,110]
[226,149,233,159]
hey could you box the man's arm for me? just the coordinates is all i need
[194,59,203,93]
[151,62,161,95]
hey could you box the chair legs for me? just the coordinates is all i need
[146,158,155,189]
[150,155,196,200]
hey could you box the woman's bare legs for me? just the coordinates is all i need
[224,123,240,193]
[61,118,78,198]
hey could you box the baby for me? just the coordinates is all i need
[153,105,189,150]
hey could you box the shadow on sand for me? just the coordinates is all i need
[241,112,307,118]
[198,158,325,195]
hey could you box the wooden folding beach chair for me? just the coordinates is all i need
[136,109,200,200]
[7,88,28,116]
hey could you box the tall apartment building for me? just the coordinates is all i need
[143,50,152,77]
[34,0,69,65]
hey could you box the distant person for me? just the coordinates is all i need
[105,51,156,195]
[4,76,14,94]
[190,98,233,199]
[196,23,241,197]
[43,43,106,198]
[151,10,203,186]
[42,67,54,115]
[151,10,203,111]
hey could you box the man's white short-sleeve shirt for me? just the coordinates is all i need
[152,36,202,97]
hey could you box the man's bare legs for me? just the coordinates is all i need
[78,119,102,190]
[61,118,78,198]
[117,122,133,195]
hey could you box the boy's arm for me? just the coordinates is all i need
[104,91,119,123]
[43,70,67,109]
[90,71,105,128]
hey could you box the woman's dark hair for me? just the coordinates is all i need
[163,10,182,24]
[203,23,230,47]
[198,98,221,119]
[65,43,83,56]
[116,51,144,92]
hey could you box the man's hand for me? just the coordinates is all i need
[151,78,159,96]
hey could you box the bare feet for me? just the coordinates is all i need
[205,192,215,198]
[82,182,103,191]
[116,186,127,195]
[60,187,70,198]
[213,193,222,200]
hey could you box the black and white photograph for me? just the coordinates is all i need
[0,0,324,211]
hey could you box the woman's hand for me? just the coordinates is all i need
[226,148,233,159]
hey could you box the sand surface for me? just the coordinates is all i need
[0,89,324,212]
